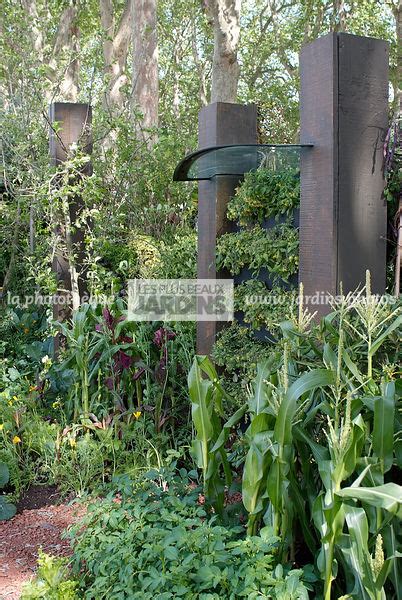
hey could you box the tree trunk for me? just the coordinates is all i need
[23,0,80,102]
[204,0,242,103]
[192,20,208,106]
[100,0,132,113]
[332,0,347,31]
[132,0,159,144]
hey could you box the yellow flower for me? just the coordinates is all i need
[13,396,18,402]
[8,400,13,406]
[29,385,37,392]
[0,424,4,431]
[12,435,21,444]
[69,438,77,448]
[133,411,142,419]
[52,401,60,409]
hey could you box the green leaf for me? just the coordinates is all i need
[337,483,402,518]
[370,314,402,357]
[0,497,16,521]
[210,404,247,454]
[275,369,334,446]
[188,359,213,472]
[164,546,179,561]
[249,358,275,415]
[373,381,395,474]
[0,463,10,488]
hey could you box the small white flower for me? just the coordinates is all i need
[41,355,50,364]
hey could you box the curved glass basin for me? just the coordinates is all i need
[173,144,313,181]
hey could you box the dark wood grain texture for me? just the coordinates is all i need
[49,103,92,323]
[197,103,257,355]
[300,33,388,316]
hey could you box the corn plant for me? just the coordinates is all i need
[188,281,402,598]
[188,355,247,513]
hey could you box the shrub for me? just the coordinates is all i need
[156,231,197,279]
[69,468,310,599]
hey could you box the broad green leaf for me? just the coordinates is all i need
[210,404,247,454]
[337,483,402,518]
[342,505,374,600]
[294,425,329,464]
[0,497,16,521]
[275,369,335,446]
[373,381,395,473]
[242,445,267,515]
[370,314,402,357]
[343,349,364,385]
[383,523,402,599]
[249,359,274,415]
[0,463,10,488]
[188,359,213,471]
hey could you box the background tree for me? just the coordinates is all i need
[204,0,242,103]
[100,0,132,113]
[0,0,397,299]
[132,0,159,144]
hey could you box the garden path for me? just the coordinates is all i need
[0,489,82,599]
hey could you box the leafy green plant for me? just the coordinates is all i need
[217,222,299,282]
[234,280,297,331]
[0,461,16,520]
[21,551,78,599]
[70,467,310,599]
[188,355,248,513]
[227,167,300,226]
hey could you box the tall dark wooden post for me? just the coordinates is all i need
[197,102,258,355]
[49,102,92,321]
[299,33,388,315]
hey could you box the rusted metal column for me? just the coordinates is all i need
[197,102,257,355]
[299,33,389,315]
[49,102,92,321]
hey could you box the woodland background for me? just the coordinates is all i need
[0,0,400,302]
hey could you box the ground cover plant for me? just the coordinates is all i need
[68,464,311,599]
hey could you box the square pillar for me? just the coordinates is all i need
[197,102,257,354]
[49,102,92,321]
[300,33,389,315]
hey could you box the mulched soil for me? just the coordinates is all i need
[0,486,82,600]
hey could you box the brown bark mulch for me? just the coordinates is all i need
[0,487,82,600]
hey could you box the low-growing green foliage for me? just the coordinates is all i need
[70,467,311,599]
[21,551,78,599]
